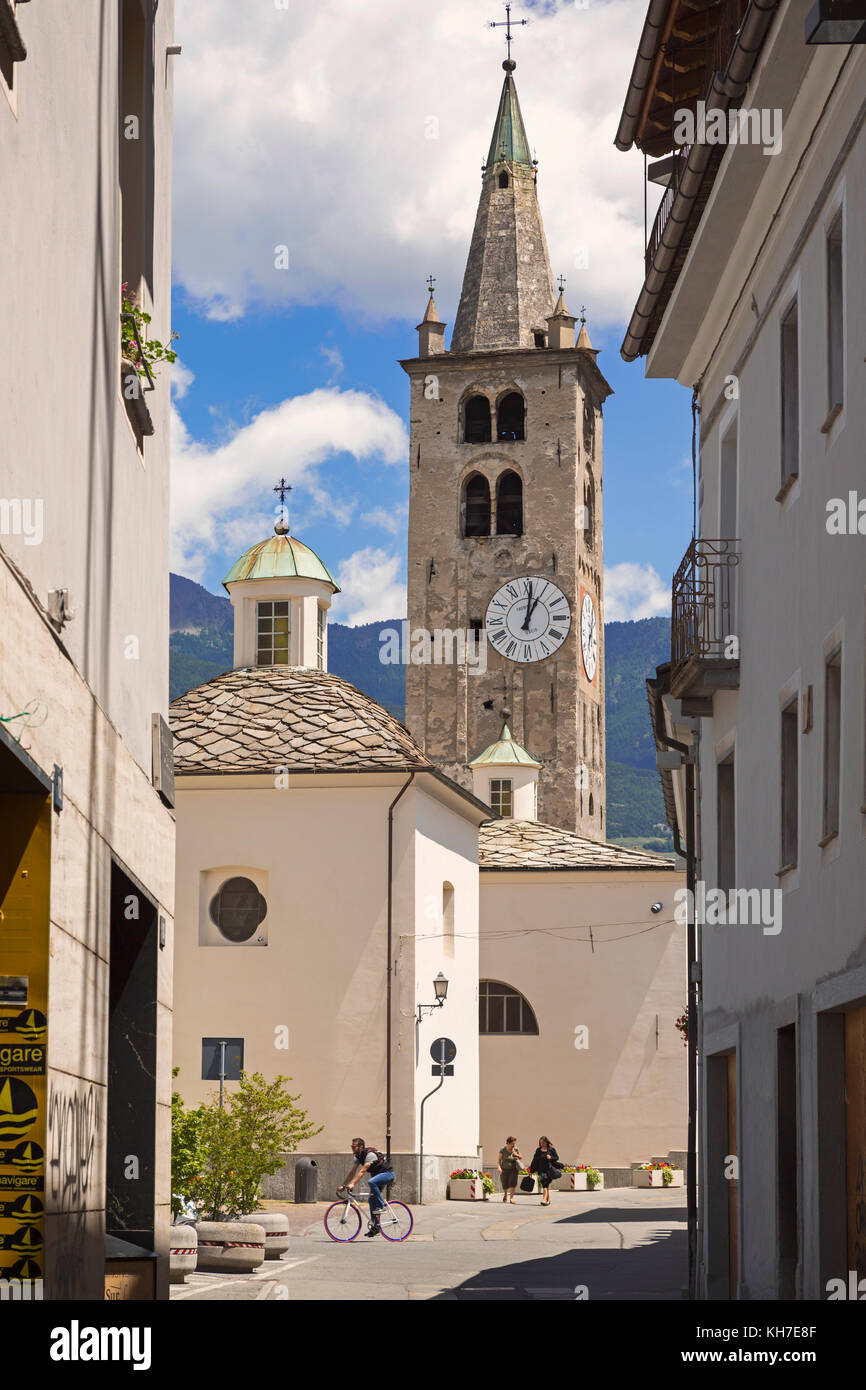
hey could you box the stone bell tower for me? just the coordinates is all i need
[400,55,612,839]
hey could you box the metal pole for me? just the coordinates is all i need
[385,772,415,1169]
[219,1040,226,1110]
[685,761,698,1300]
[418,1040,447,1205]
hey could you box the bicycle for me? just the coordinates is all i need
[323,1185,414,1242]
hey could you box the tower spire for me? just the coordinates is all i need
[451,55,555,354]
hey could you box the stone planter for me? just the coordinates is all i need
[448,1177,486,1200]
[634,1168,683,1188]
[553,1171,605,1192]
[195,1221,266,1273]
[238,1211,290,1259]
[169,1225,198,1283]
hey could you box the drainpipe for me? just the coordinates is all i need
[654,688,699,1299]
[385,771,416,1171]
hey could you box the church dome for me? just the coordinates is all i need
[170,666,431,776]
[222,533,340,593]
[469,723,541,768]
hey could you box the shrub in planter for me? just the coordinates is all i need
[552,1164,603,1192]
[448,1169,492,1200]
[635,1162,682,1188]
[171,1068,321,1221]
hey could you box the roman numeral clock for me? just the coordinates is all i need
[485,578,572,664]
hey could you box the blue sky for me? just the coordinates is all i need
[170,0,693,623]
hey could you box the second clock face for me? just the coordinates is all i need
[580,592,598,681]
[485,577,572,664]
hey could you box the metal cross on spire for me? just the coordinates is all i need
[557,275,566,293]
[426,275,436,296]
[489,4,527,62]
[273,477,292,508]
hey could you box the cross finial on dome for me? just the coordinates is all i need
[273,477,292,535]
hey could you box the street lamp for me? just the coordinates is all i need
[417,972,448,1022]
[805,0,866,42]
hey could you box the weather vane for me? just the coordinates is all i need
[489,4,527,62]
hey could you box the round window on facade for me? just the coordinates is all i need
[209,876,267,943]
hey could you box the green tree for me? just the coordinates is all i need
[195,1072,322,1221]
[170,1069,206,1219]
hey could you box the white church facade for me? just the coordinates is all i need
[169,55,686,1198]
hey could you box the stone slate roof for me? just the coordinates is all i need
[170,666,432,775]
[479,819,679,872]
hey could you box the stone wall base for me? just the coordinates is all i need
[262,1153,479,1206]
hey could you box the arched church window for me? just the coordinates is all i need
[464,394,492,444]
[497,392,525,442]
[583,397,596,456]
[499,171,509,189]
[584,468,595,550]
[479,980,539,1035]
[464,473,491,537]
[209,876,268,943]
[443,882,455,959]
[496,470,523,536]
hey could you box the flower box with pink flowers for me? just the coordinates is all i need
[634,1163,683,1188]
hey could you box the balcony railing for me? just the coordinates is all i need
[645,146,691,279]
[671,537,740,704]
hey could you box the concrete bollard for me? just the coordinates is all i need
[238,1212,290,1260]
[195,1221,266,1273]
[169,1225,198,1283]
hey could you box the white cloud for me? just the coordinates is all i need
[604,562,670,622]
[170,387,407,579]
[170,358,195,399]
[330,547,407,626]
[320,345,344,383]
[172,0,649,336]
[361,504,408,536]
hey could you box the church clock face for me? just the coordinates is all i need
[580,592,598,681]
[485,577,571,664]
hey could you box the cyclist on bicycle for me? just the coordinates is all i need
[340,1138,395,1237]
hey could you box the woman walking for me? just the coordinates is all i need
[498,1136,523,1203]
[530,1135,560,1206]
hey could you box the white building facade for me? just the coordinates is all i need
[0,1,176,1298]
[619,0,866,1298]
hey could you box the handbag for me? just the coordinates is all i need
[549,1159,564,1178]
[519,1175,535,1192]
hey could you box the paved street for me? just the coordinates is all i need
[171,1187,687,1302]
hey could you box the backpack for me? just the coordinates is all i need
[364,1148,388,1176]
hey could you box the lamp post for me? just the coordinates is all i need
[417,972,448,1022]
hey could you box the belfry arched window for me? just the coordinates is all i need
[464,394,492,444]
[583,468,595,550]
[496,470,523,536]
[499,171,509,189]
[497,391,525,442]
[464,473,491,537]
[479,980,539,1035]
